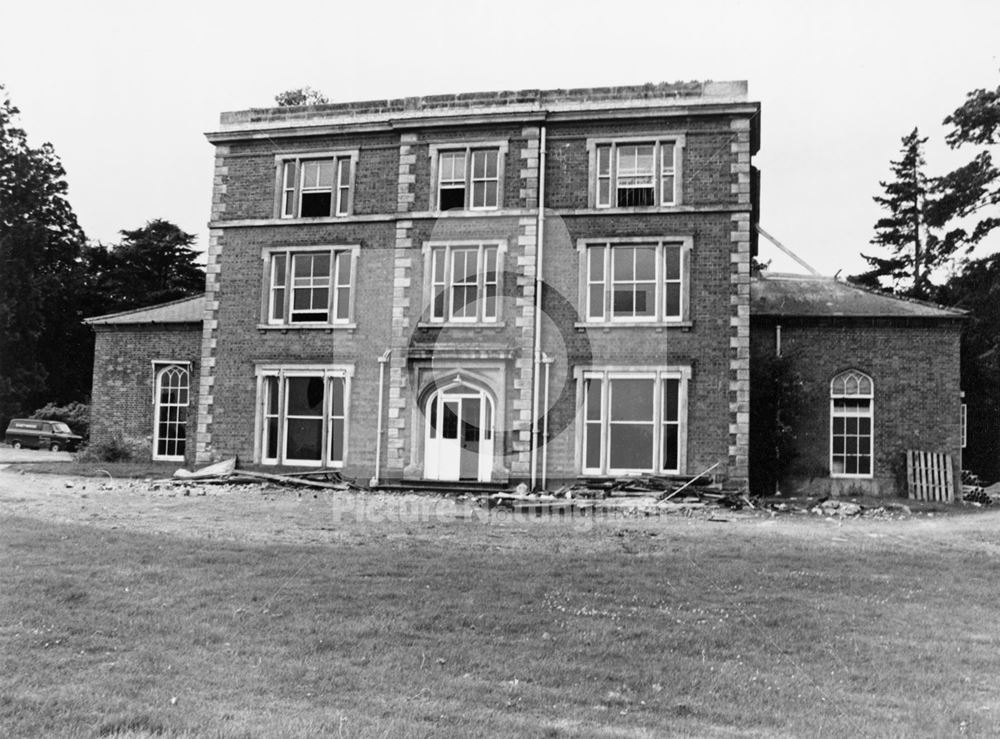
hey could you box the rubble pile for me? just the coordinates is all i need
[484,474,754,517]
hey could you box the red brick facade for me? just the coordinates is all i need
[750,280,963,496]
[89,324,200,463]
[91,82,763,487]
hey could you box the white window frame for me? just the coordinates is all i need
[274,150,358,219]
[261,245,359,327]
[575,366,690,476]
[830,370,874,479]
[423,241,505,324]
[588,136,685,209]
[429,141,508,211]
[254,364,354,468]
[152,362,190,462]
[578,238,692,325]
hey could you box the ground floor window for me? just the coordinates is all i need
[257,366,351,467]
[153,363,189,461]
[830,369,873,477]
[579,367,689,475]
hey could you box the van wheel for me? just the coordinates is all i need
[12,441,22,450]
[50,443,61,452]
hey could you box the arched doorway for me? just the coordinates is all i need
[423,382,494,482]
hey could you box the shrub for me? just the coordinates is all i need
[30,401,90,439]
[75,435,151,463]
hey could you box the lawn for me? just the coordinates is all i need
[1,493,999,737]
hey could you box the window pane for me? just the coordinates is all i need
[662,424,679,471]
[589,246,604,281]
[331,377,344,416]
[610,379,654,421]
[662,175,675,203]
[265,376,279,414]
[663,378,679,421]
[665,247,681,280]
[635,247,655,280]
[472,181,486,208]
[597,145,610,175]
[609,424,654,469]
[613,248,633,280]
[338,158,351,186]
[665,283,681,317]
[439,187,465,210]
[330,418,344,462]
[287,377,324,416]
[472,150,487,178]
[484,181,498,207]
[300,192,332,217]
[635,284,654,316]
[317,160,335,187]
[585,422,602,469]
[598,179,610,205]
[612,289,633,315]
[585,378,602,421]
[286,419,322,461]
[661,142,675,168]
[335,287,350,320]
[589,285,605,319]
[334,251,351,287]
[283,161,296,188]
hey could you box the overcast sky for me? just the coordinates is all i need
[2,0,998,275]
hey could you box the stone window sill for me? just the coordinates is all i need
[574,321,692,332]
[256,323,357,333]
[415,321,507,331]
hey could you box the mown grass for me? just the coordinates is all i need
[1,512,999,737]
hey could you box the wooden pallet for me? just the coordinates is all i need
[906,450,955,502]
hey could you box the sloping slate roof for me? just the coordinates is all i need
[751,273,964,319]
[85,294,206,325]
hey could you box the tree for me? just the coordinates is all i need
[86,219,205,314]
[937,253,1000,481]
[931,83,1000,254]
[274,87,329,107]
[0,85,88,423]
[857,129,948,298]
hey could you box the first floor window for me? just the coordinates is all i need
[830,370,873,476]
[584,240,687,323]
[260,368,349,466]
[428,243,501,323]
[266,247,355,325]
[279,153,355,218]
[581,369,687,474]
[153,364,189,461]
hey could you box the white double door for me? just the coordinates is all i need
[424,387,493,482]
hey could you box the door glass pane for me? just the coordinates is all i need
[462,399,481,442]
[442,402,459,439]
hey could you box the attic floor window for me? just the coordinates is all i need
[279,154,354,218]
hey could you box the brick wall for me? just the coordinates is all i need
[90,324,201,463]
[750,317,963,496]
[199,92,756,485]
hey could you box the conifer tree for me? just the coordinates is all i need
[0,85,88,422]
